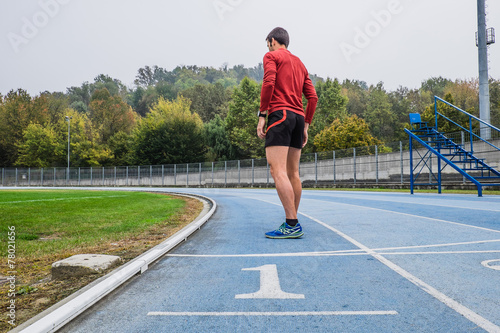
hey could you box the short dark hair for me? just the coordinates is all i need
[266,27,289,48]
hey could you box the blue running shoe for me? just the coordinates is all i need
[265,222,304,239]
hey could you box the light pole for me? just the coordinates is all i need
[65,116,72,184]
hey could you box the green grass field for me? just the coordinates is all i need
[0,189,187,258]
[0,189,201,332]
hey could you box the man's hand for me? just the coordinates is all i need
[302,122,310,147]
[257,117,267,139]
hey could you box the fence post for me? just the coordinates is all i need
[150,165,152,186]
[138,166,140,186]
[333,151,336,185]
[78,167,81,186]
[15,168,18,187]
[353,148,356,185]
[315,153,318,185]
[102,167,105,186]
[53,168,56,187]
[238,160,241,186]
[199,162,202,186]
[126,166,128,186]
[251,159,254,187]
[224,161,227,187]
[162,165,165,186]
[461,131,466,184]
[28,168,31,187]
[90,167,93,186]
[114,167,117,187]
[186,164,189,187]
[400,141,403,184]
[375,145,379,185]
[174,164,177,186]
[1,168,4,187]
[41,168,44,186]
[267,161,270,186]
[211,162,214,186]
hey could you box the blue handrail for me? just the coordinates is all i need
[434,96,500,154]
[405,128,483,196]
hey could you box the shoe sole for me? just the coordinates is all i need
[265,232,304,239]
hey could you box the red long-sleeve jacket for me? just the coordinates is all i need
[260,48,318,124]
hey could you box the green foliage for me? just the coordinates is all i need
[17,286,38,295]
[422,93,471,133]
[133,96,206,164]
[225,77,264,159]
[204,115,236,161]
[364,83,396,143]
[182,82,231,122]
[307,78,348,152]
[15,123,64,167]
[0,89,57,166]
[314,115,382,151]
[2,61,499,168]
[88,88,137,145]
[108,131,135,166]
[59,109,113,167]
[420,76,453,98]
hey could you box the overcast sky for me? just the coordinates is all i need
[1,0,499,96]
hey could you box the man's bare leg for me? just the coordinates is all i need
[286,147,302,214]
[266,146,297,219]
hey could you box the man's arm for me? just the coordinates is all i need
[303,74,318,124]
[260,53,277,112]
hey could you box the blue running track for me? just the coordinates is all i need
[49,188,500,332]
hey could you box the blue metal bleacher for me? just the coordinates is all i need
[405,96,500,196]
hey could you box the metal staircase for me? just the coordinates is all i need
[405,96,500,196]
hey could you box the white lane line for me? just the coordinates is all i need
[0,195,129,204]
[306,192,500,212]
[306,198,500,234]
[147,311,398,316]
[246,197,500,332]
[373,239,500,252]
[299,211,500,333]
[166,249,500,258]
[167,238,500,258]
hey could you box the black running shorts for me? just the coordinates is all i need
[265,110,305,149]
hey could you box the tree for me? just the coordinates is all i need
[133,96,206,165]
[443,79,479,114]
[421,93,470,133]
[15,123,64,167]
[0,89,37,166]
[342,79,369,118]
[308,78,349,150]
[108,131,134,166]
[313,115,382,152]
[88,88,138,145]
[60,109,113,167]
[490,78,500,127]
[421,77,453,98]
[364,83,396,143]
[225,77,264,159]
[182,82,230,122]
[204,115,236,161]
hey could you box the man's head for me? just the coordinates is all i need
[266,27,289,51]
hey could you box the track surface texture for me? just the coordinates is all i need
[56,188,500,333]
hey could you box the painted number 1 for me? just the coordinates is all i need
[235,264,305,299]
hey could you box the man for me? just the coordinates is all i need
[257,27,318,239]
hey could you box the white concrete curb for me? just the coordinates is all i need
[10,192,216,333]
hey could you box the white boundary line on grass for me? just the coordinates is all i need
[0,195,129,204]
[11,191,216,333]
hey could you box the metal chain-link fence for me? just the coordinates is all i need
[2,135,499,189]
